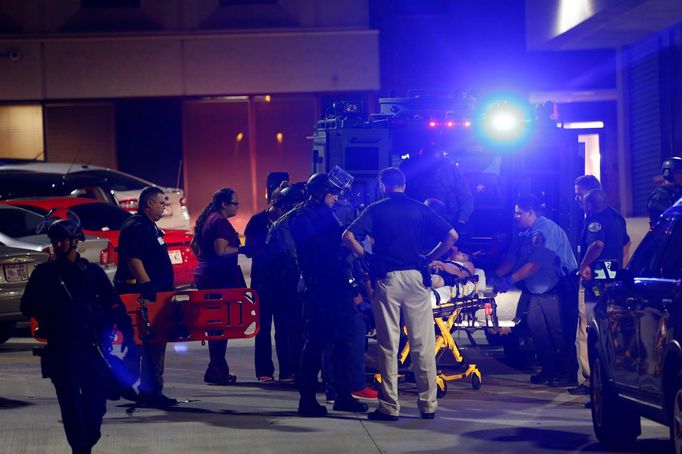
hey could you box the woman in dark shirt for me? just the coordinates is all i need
[191,188,245,385]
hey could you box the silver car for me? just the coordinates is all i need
[0,204,117,281]
[0,245,49,343]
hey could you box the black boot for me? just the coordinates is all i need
[333,395,368,413]
[298,398,328,417]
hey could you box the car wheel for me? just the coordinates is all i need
[591,351,640,449]
[0,321,16,344]
[670,373,682,454]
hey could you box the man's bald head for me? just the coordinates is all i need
[584,189,608,214]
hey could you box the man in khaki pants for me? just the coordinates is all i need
[343,167,458,420]
[571,175,602,395]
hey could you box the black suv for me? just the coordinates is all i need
[588,199,682,451]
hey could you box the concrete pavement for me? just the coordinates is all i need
[0,331,671,454]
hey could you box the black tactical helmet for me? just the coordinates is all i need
[305,173,342,196]
[37,209,85,241]
[662,156,682,182]
[280,182,306,210]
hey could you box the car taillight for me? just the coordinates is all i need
[119,198,139,212]
[100,241,115,266]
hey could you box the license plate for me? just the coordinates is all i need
[4,263,28,282]
[168,250,183,264]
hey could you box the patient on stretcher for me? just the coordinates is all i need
[430,247,475,288]
[429,247,486,308]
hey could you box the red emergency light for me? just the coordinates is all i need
[427,120,472,129]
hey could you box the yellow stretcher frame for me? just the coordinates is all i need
[374,295,497,398]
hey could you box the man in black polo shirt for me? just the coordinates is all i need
[343,167,458,421]
[579,189,630,283]
[115,186,176,406]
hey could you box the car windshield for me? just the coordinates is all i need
[74,170,152,192]
[0,206,42,237]
[69,203,132,231]
[0,172,117,204]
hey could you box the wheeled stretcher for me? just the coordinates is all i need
[375,270,498,398]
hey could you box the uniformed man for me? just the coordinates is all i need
[262,183,307,384]
[22,213,135,454]
[580,189,631,282]
[570,174,602,395]
[114,186,176,406]
[647,156,682,225]
[574,174,601,211]
[343,167,458,421]
[290,172,368,417]
[494,196,578,386]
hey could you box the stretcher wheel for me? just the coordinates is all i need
[436,379,447,398]
[472,373,481,390]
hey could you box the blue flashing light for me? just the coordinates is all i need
[474,95,534,150]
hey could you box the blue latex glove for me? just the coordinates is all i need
[493,276,515,293]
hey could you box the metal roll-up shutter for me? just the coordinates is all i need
[627,37,662,216]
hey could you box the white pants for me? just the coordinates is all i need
[372,270,438,416]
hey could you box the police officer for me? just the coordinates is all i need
[114,186,176,406]
[343,167,458,421]
[262,182,307,383]
[570,174,602,395]
[22,212,135,454]
[290,172,368,417]
[580,189,631,282]
[647,156,682,225]
[574,174,602,211]
[494,196,578,386]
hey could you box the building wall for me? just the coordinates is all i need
[44,103,116,168]
[182,96,318,233]
[0,30,379,100]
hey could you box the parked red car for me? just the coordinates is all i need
[1,197,197,288]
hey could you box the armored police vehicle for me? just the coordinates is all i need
[312,92,583,262]
[311,91,584,363]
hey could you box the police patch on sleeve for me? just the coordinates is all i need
[588,222,602,233]
[531,231,545,247]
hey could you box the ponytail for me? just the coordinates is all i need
[190,188,237,256]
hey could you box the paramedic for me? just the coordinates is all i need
[493,195,578,387]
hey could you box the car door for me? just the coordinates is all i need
[601,222,669,389]
[636,216,682,398]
